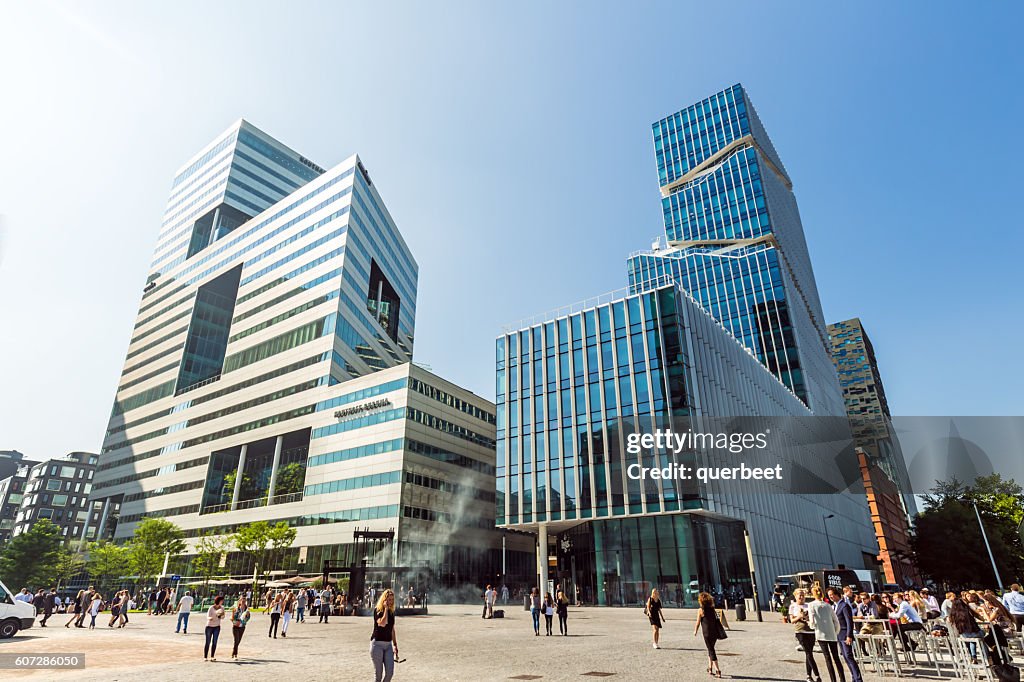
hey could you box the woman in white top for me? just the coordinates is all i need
[88,592,103,629]
[281,591,294,638]
[789,588,822,682]
[203,595,225,661]
[268,593,283,639]
[807,584,842,682]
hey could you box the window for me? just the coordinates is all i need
[38,508,53,519]
[52,494,68,507]
[60,466,76,478]
[46,480,61,491]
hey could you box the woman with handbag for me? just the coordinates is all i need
[645,588,665,649]
[693,591,725,677]
[789,588,822,682]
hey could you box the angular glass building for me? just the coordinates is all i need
[628,84,843,417]
[89,120,533,583]
[498,85,877,606]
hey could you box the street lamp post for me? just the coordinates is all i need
[822,514,836,568]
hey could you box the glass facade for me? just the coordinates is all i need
[634,84,843,417]
[497,83,878,605]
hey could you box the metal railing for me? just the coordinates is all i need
[200,491,304,515]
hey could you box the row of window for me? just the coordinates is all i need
[404,471,494,503]
[93,456,208,491]
[409,378,495,424]
[140,173,353,317]
[122,479,204,503]
[304,470,401,497]
[233,266,342,325]
[178,504,400,538]
[230,291,339,343]
[223,314,334,374]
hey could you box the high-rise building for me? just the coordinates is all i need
[628,84,843,417]
[4,452,98,544]
[89,121,532,582]
[497,84,877,605]
[0,459,38,545]
[829,317,916,582]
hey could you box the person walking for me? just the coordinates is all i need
[118,590,131,627]
[808,585,843,682]
[74,587,94,628]
[319,586,332,623]
[230,596,251,660]
[39,587,57,627]
[830,587,862,682]
[543,593,554,636]
[556,589,569,636]
[203,595,225,661]
[645,588,665,649]
[107,590,122,628]
[501,584,509,605]
[175,590,194,634]
[281,591,294,638]
[65,589,85,628]
[485,584,496,619]
[529,587,542,636]
[88,591,103,629]
[790,588,822,682]
[694,591,724,678]
[296,589,306,623]
[268,593,283,639]
[370,589,399,682]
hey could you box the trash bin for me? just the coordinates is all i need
[735,600,746,621]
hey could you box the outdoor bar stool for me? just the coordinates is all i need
[853,633,882,675]
[950,635,994,682]
[864,632,904,677]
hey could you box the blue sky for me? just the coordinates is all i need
[0,1,1021,458]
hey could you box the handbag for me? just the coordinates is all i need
[992,663,1020,682]
[716,617,728,640]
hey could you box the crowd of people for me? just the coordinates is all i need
[780,582,1024,682]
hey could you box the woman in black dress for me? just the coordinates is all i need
[694,592,722,677]
[646,588,665,649]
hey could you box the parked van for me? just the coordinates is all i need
[0,579,36,638]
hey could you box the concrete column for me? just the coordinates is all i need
[230,444,248,511]
[266,435,284,504]
[538,523,549,598]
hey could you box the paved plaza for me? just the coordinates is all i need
[1,604,962,681]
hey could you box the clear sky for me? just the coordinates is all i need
[1,1,1021,459]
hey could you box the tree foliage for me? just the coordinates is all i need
[54,548,87,590]
[913,474,1024,589]
[86,541,131,589]
[127,518,185,588]
[231,520,296,590]
[275,462,305,496]
[193,533,231,590]
[0,519,64,589]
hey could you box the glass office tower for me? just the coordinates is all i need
[629,84,843,417]
[497,85,877,606]
[89,120,533,582]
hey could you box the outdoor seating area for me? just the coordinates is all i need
[852,619,1024,679]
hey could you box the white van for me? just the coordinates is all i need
[0,579,36,638]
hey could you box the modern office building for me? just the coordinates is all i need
[858,449,918,587]
[89,120,532,583]
[628,84,843,418]
[829,317,916,566]
[0,461,37,545]
[497,84,878,606]
[4,452,98,543]
[0,450,32,482]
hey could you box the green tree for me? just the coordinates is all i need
[0,519,64,589]
[913,474,1024,588]
[221,470,259,506]
[86,541,131,590]
[274,462,305,496]
[54,548,87,590]
[231,521,296,592]
[127,518,185,589]
[193,533,231,593]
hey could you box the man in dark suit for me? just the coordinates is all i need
[829,586,863,682]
